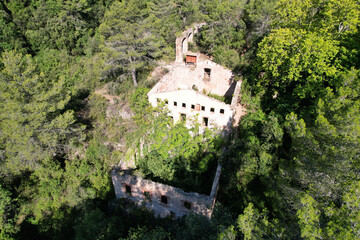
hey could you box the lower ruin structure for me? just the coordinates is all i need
[111,163,221,219]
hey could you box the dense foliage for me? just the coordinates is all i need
[0,0,359,239]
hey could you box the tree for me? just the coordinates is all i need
[325,181,360,239]
[274,0,360,37]
[256,28,339,115]
[281,69,360,206]
[99,0,164,86]
[195,0,246,68]
[296,182,360,239]
[0,50,83,174]
[297,194,322,240]
[243,0,277,41]
[0,184,18,239]
[217,203,284,239]
[0,1,28,54]
[125,226,171,240]
[237,203,270,240]
[223,110,283,189]
[136,105,222,182]
[3,0,111,54]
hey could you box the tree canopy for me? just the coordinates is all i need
[1,0,360,239]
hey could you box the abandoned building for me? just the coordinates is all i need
[111,162,221,219]
[149,89,233,128]
[112,24,243,219]
[148,23,241,130]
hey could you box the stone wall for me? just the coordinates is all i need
[175,23,206,63]
[111,169,217,218]
[149,89,233,130]
[162,60,234,97]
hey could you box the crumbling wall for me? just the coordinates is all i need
[171,60,234,96]
[149,89,233,130]
[111,170,214,218]
[175,23,206,63]
[148,60,234,98]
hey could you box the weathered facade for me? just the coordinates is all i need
[175,23,206,63]
[148,23,241,130]
[111,24,242,219]
[149,89,233,129]
[111,162,222,218]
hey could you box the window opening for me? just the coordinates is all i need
[210,107,215,113]
[195,104,200,111]
[182,103,186,108]
[204,68,211,76]
[161,195,168,204]
[183,201,192,210]
[144,191,151,201]
[203,117,209,127]
[191,104,195,110]
[220,109,225,114]
[201,106,205,111]
[204,68,211,81]
[125,185,132,195]
[180,113,186,122]
[174,101,177,106]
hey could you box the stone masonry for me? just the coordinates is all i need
[111,24,241,219]
[111,163,222,219]
[175,23,206,63]
[148,23,240,130]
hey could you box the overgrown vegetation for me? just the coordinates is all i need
[1,0,359,239]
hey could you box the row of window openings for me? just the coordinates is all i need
[169,101,225,114]
[180,113,209,127]
[125,185,192,210]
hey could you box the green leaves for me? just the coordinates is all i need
[218,203,284,239]
[196,0,246,68]
[258,28,339,99]
[132,104,222,182]
[0,50,82,174]
[325,181,360,239]
[0,184,18,239]
[296,182,360,239]
[0,6,27,54]
[274,0,360,37]
[227,111,283,188]
[99,0,165,86]
[297,194,322,240]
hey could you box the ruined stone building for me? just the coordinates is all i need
[148,23,242,131]
[112,24,242,219]
[112,162,221,219]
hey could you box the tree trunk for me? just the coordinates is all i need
[128,56,137,86]
[131,68,137,86]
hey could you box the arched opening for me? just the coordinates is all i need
[181,37,188,54]
[188,32,193,42]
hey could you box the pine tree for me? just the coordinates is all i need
[99,0,164,86]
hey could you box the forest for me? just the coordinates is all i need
[0,0,359,239]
